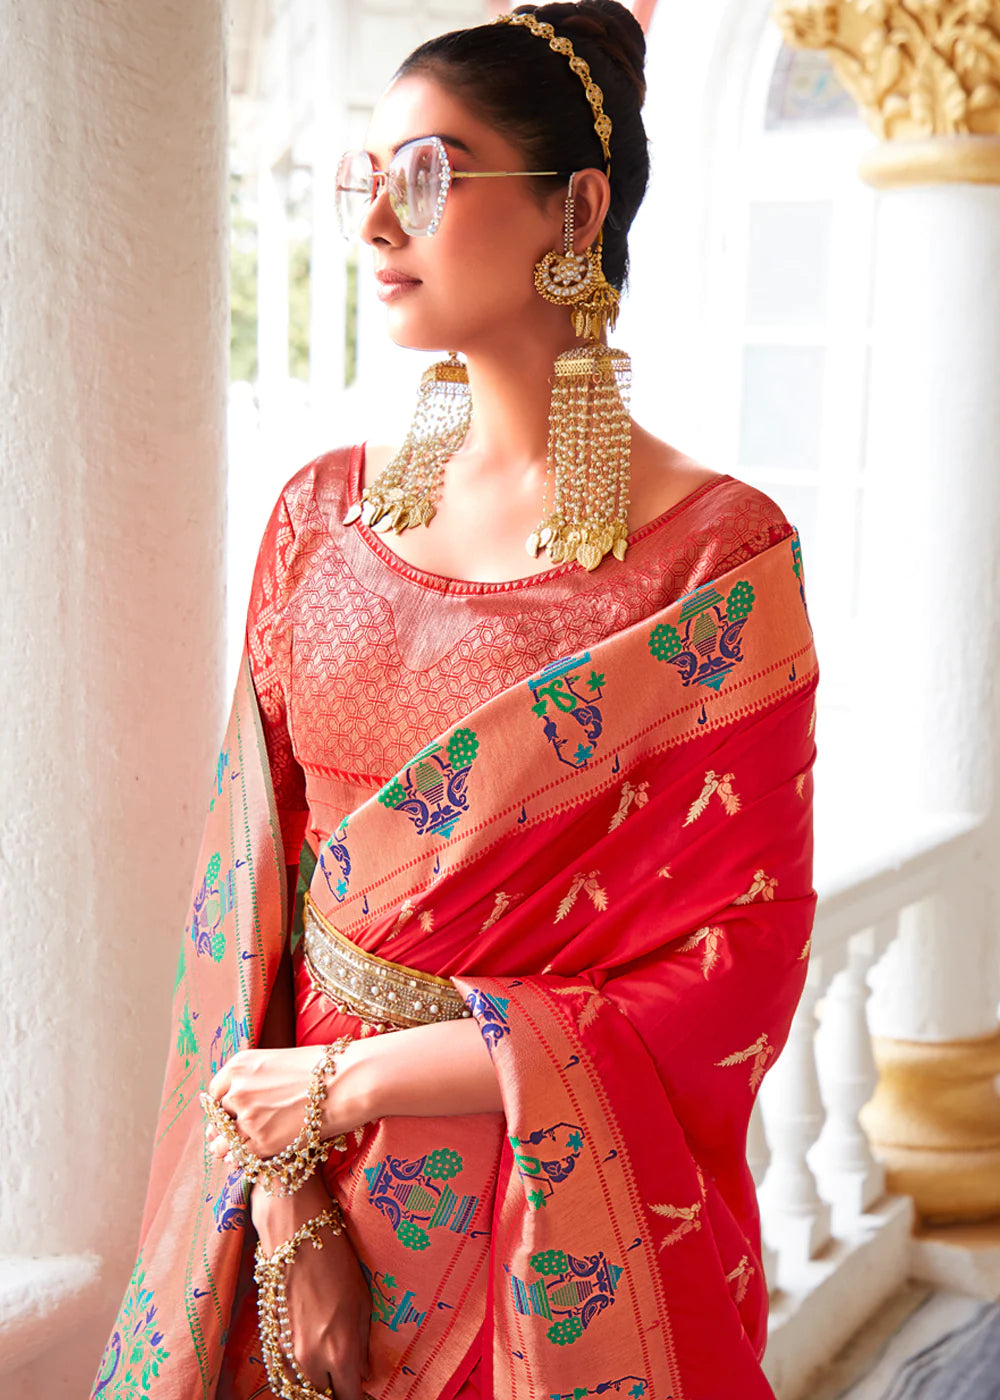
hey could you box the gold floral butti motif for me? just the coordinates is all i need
[773,0,1000,138]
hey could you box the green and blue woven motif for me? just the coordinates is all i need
[189,851,228,962]
[92,1256,169,1396]
[365,1148,479,1250]
[375,728,480,840]
[526,652,605,770]
[360,1262,428,1333]
[510,1122,586,1209]
[506,1248,625,1346]
[649,580,756,691]
[549,1379,648,1399]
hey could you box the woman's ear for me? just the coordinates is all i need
[570,169,612,253]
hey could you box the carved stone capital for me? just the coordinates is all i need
[773,1,1000,178]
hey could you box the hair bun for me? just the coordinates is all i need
[524,0,647,108]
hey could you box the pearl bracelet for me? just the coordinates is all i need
[199,1035,353,1196]
[253,1204,345,1400]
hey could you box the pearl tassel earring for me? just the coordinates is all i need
[343,353,471,533]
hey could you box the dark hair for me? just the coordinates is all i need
[395,1,649,291]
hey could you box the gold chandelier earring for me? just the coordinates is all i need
[534,173,621,343]
[528,178,632,572]
[491,7,635,572]
[342,352,471,533]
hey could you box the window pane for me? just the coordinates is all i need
[766,46,860,129]
[739,345,825,469]
[746,201,832,327]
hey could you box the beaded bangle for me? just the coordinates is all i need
[199,1036,354,1196]
[253,1204,345,1400]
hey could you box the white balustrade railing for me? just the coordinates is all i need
[758,968,832,1261]
[811,927,887,1226]
[759,813,983,1398]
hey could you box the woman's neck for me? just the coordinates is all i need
[454,324,598,477]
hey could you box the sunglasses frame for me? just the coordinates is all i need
[336,134,566,239]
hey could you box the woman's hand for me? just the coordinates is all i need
[205,1043,373,1162]
[253,1176,371,1400]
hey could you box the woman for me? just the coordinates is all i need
[92,4,816,1399]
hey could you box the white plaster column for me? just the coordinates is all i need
[811,933,885,1225]
[857,181,1000,1220]
[774,0,1000,1222]
[856,181,1000,830]
[0,0,228,1393]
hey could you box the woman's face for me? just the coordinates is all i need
[359,74,567,353]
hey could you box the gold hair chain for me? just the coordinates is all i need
[491,11,612,173]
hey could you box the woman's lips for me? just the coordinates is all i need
[375,271,421,303]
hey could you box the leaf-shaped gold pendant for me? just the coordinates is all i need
[577,541,604,572]
[595,523,615,555]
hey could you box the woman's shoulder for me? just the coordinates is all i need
[633,430,787,528]
[627,438,794,602]
[249,445,359,613]
[688,470,791,537]
[273,444,359,534]
[675,470,789,568]
[675,471,793,583]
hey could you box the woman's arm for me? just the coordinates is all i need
[207,888,501,1165]
[332,1015,503,1126]
[207,1011,503,1169]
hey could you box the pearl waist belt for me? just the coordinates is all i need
[302,894,471,1032]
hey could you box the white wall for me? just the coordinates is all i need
[0,1,228,1392]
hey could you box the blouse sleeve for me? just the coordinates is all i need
[245,490,309,863]
[689,488,793,592]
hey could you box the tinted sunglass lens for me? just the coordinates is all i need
[390,140,445,236]
[335,151,374,239]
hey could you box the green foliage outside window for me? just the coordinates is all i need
[230,168,258,383]
[345,249,358,387]
[288,238,310,380]
[231,159,351,386]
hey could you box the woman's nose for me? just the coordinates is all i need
[360,178,405,248]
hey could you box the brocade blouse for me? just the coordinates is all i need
[245,444,790,862]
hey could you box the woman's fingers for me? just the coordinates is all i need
[277,1228,371,1400]
[296,1338,362,1400]
[205,1049,242,1101]
[327,1355,363,1400]
[202,1125,234,1161]
[203,1046,326,1160]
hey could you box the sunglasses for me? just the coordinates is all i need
[335,134,566,240]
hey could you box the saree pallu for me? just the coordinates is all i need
[92,528,816,1400]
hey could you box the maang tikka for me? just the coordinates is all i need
[344,9,633,573]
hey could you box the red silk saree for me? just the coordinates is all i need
[92,514,816,1400]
